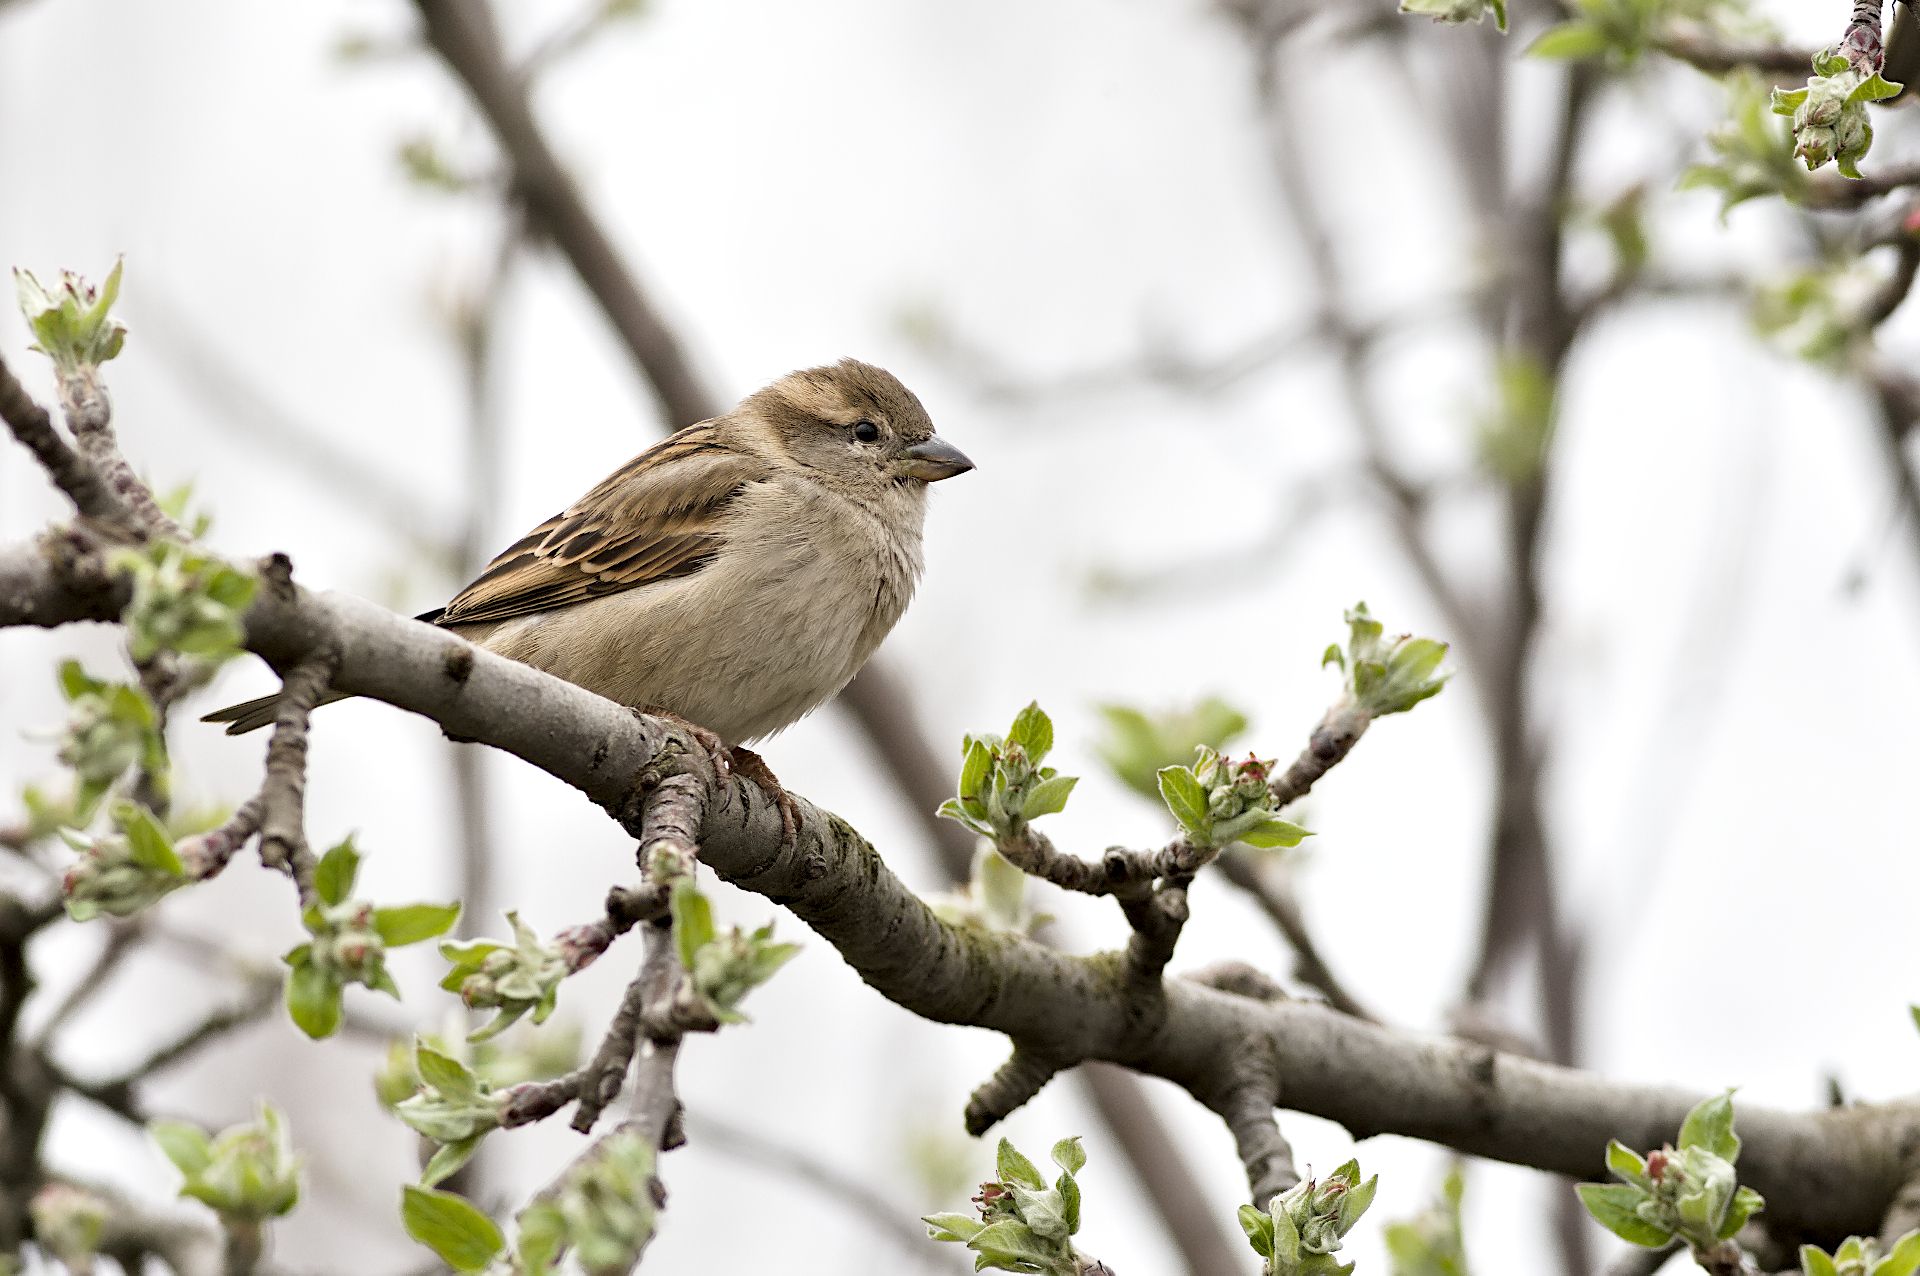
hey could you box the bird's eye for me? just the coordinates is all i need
[853,421,880,443]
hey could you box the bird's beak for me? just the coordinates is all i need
[899,436,975,482]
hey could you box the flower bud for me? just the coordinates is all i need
[30,1183,107,1267]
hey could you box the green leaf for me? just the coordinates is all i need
[959,737,993,799]
[1679,1090,1740,1163]
[401,1184,503,1272]
[116,804,183,875]
[996,1138,1046,1190]
[1020,774,1078,821]
[1576,1182,1673,1248]
[1878,1230,1920,1276]
[1802,1245,1840,1276]
[1008,702,1053,761]
[1339,1173,1379,1233]
[149,1120,213,1176]
[924,1212,984,1242]
[1720,1185,1765,1239]
[1235,815,1311,849]
[421,1136,484,1189]
[1050,1136,1085,1177]
[1156,766,1210,835]
[1238,1202,1276,1259]
[1528,20,1609,60]
[1854,73,1905,103]
[1606,1139,1648,1185]
[373,902,461,947]
[414,1042,480,1096]
[671,878,715,972]
[284,956,343,1039]
[313,838,361,906]
[970,1219,1054,1266]
[937,797,995,837]
[1058,1170,1081,1235]
[1271,1200,1300,1262]
[1772,86,1810,113]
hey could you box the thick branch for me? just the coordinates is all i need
[1654,30,1818,74]
[6,544,1916,1239]
[1804,164,1920,210]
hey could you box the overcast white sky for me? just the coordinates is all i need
[2,0,1918,1272]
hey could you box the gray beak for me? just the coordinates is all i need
[899,435,975,482]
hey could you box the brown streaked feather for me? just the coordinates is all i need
[434,425,766,627]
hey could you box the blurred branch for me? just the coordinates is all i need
[682,1109,971,1274]
[1250,44,1493,714]
[1805,163,1920,210]
[87,1181,223,1276]
[1216,848,1378,1021]
[1078,1062,1268,1270]
[1082,474,1342,606]
[835,660,976,882]
[412,0,719,430]
[910,312,1320,405]
[1863,239,1920,331]
[911,295,1465,413]
[520,0,639,76]
[1653,30,1817,75]
[131,288,459,568]
[28,918,143,1052]
[445,220,522,942]
[54,973,280,1124]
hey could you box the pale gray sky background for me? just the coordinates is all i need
[2,0,1917,1272]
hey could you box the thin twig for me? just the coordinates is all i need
[569,959,651,1134]
[255,635,340,902]
[58,366,187,542]
[1216,848,1377,1021]
[29,919,144,1050]
[683,1109,972,1274]
[0,352,127,526]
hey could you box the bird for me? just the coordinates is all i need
[204,358,974,830]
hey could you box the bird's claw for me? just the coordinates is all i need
[637,705,733,780]
[728,746,802,853]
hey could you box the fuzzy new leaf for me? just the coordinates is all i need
[1576,1183,1673,1248]
[15,261,126,373]
[1679,1090,1742,1164]
[402,1185,503,1272]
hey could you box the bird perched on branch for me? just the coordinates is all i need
[206,359,974,828]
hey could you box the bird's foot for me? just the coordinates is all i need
[636,706,733,780]
[728,746,804,856]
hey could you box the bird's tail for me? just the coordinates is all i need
[201,690,350,735]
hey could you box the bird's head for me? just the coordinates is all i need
[744,359,974,496]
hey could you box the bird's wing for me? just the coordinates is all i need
[430,425,764,627]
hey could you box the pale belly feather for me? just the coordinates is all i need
[467,478,924,746]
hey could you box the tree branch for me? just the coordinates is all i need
[411,0,718,430]
[5,539,1917,1240]
[0,353,126,527]
[683,1109,971,1273]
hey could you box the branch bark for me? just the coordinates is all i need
[3,541,1909,1243]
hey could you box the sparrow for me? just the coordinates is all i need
[205,359,974,827]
